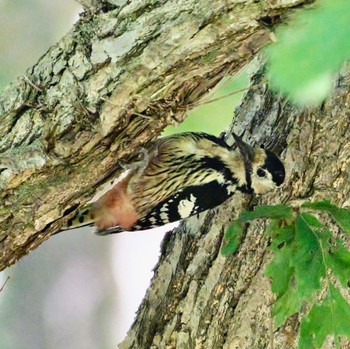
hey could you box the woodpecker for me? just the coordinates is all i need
[65,132,285,235]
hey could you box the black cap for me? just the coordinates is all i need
[263,150,285,186]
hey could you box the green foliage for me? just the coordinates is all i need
[299,285,350,348]
[266,0,350,105]
[302,199,350,235]
[222,200,350,348]
[326,244,350,289]
[221,220,244,256]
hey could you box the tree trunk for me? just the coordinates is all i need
[1,1,349,348]
[0,0,312,270]
[118,62,350,348]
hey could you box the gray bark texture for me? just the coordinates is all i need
[2,0,350,347]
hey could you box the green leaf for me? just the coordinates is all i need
[327,244,350,289]
[266,213,330,326]
[221,205,294,257]
[268,224,295,251]
[266,230,294,295]
[265,219,282,239]
[221,220,245,256]
[272,287,303,328]
[266,0,350,105]
[265,239,301,326]
[302,199,350,235]
[293,214,329,297]
[265,223,302,326]
[302,199,335,211]
[299,284,350,348]
[239,205,293,222]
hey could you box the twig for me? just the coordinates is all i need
[23,75,43,92]
[0,275,10,293]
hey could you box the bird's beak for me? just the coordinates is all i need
[232,133,254,169]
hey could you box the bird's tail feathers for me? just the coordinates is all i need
[64,204,95,231]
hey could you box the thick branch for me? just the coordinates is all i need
[0,1,311,269]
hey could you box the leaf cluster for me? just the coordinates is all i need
[222,200,350,348]
[266,0,350,105]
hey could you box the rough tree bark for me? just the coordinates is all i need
[118,62,350,348]
[3,1,349,348]
[0,0,311,270]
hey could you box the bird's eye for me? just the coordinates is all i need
[257,168,266,177]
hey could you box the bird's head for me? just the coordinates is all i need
[233,133,285,194]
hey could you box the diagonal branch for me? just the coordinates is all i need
[0,0,312,270]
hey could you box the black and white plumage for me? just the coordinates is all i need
[66,132,285,235]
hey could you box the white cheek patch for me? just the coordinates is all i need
[251,174,276,194]
[178,194,196,218]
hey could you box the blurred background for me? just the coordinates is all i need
[0,1,247,348]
